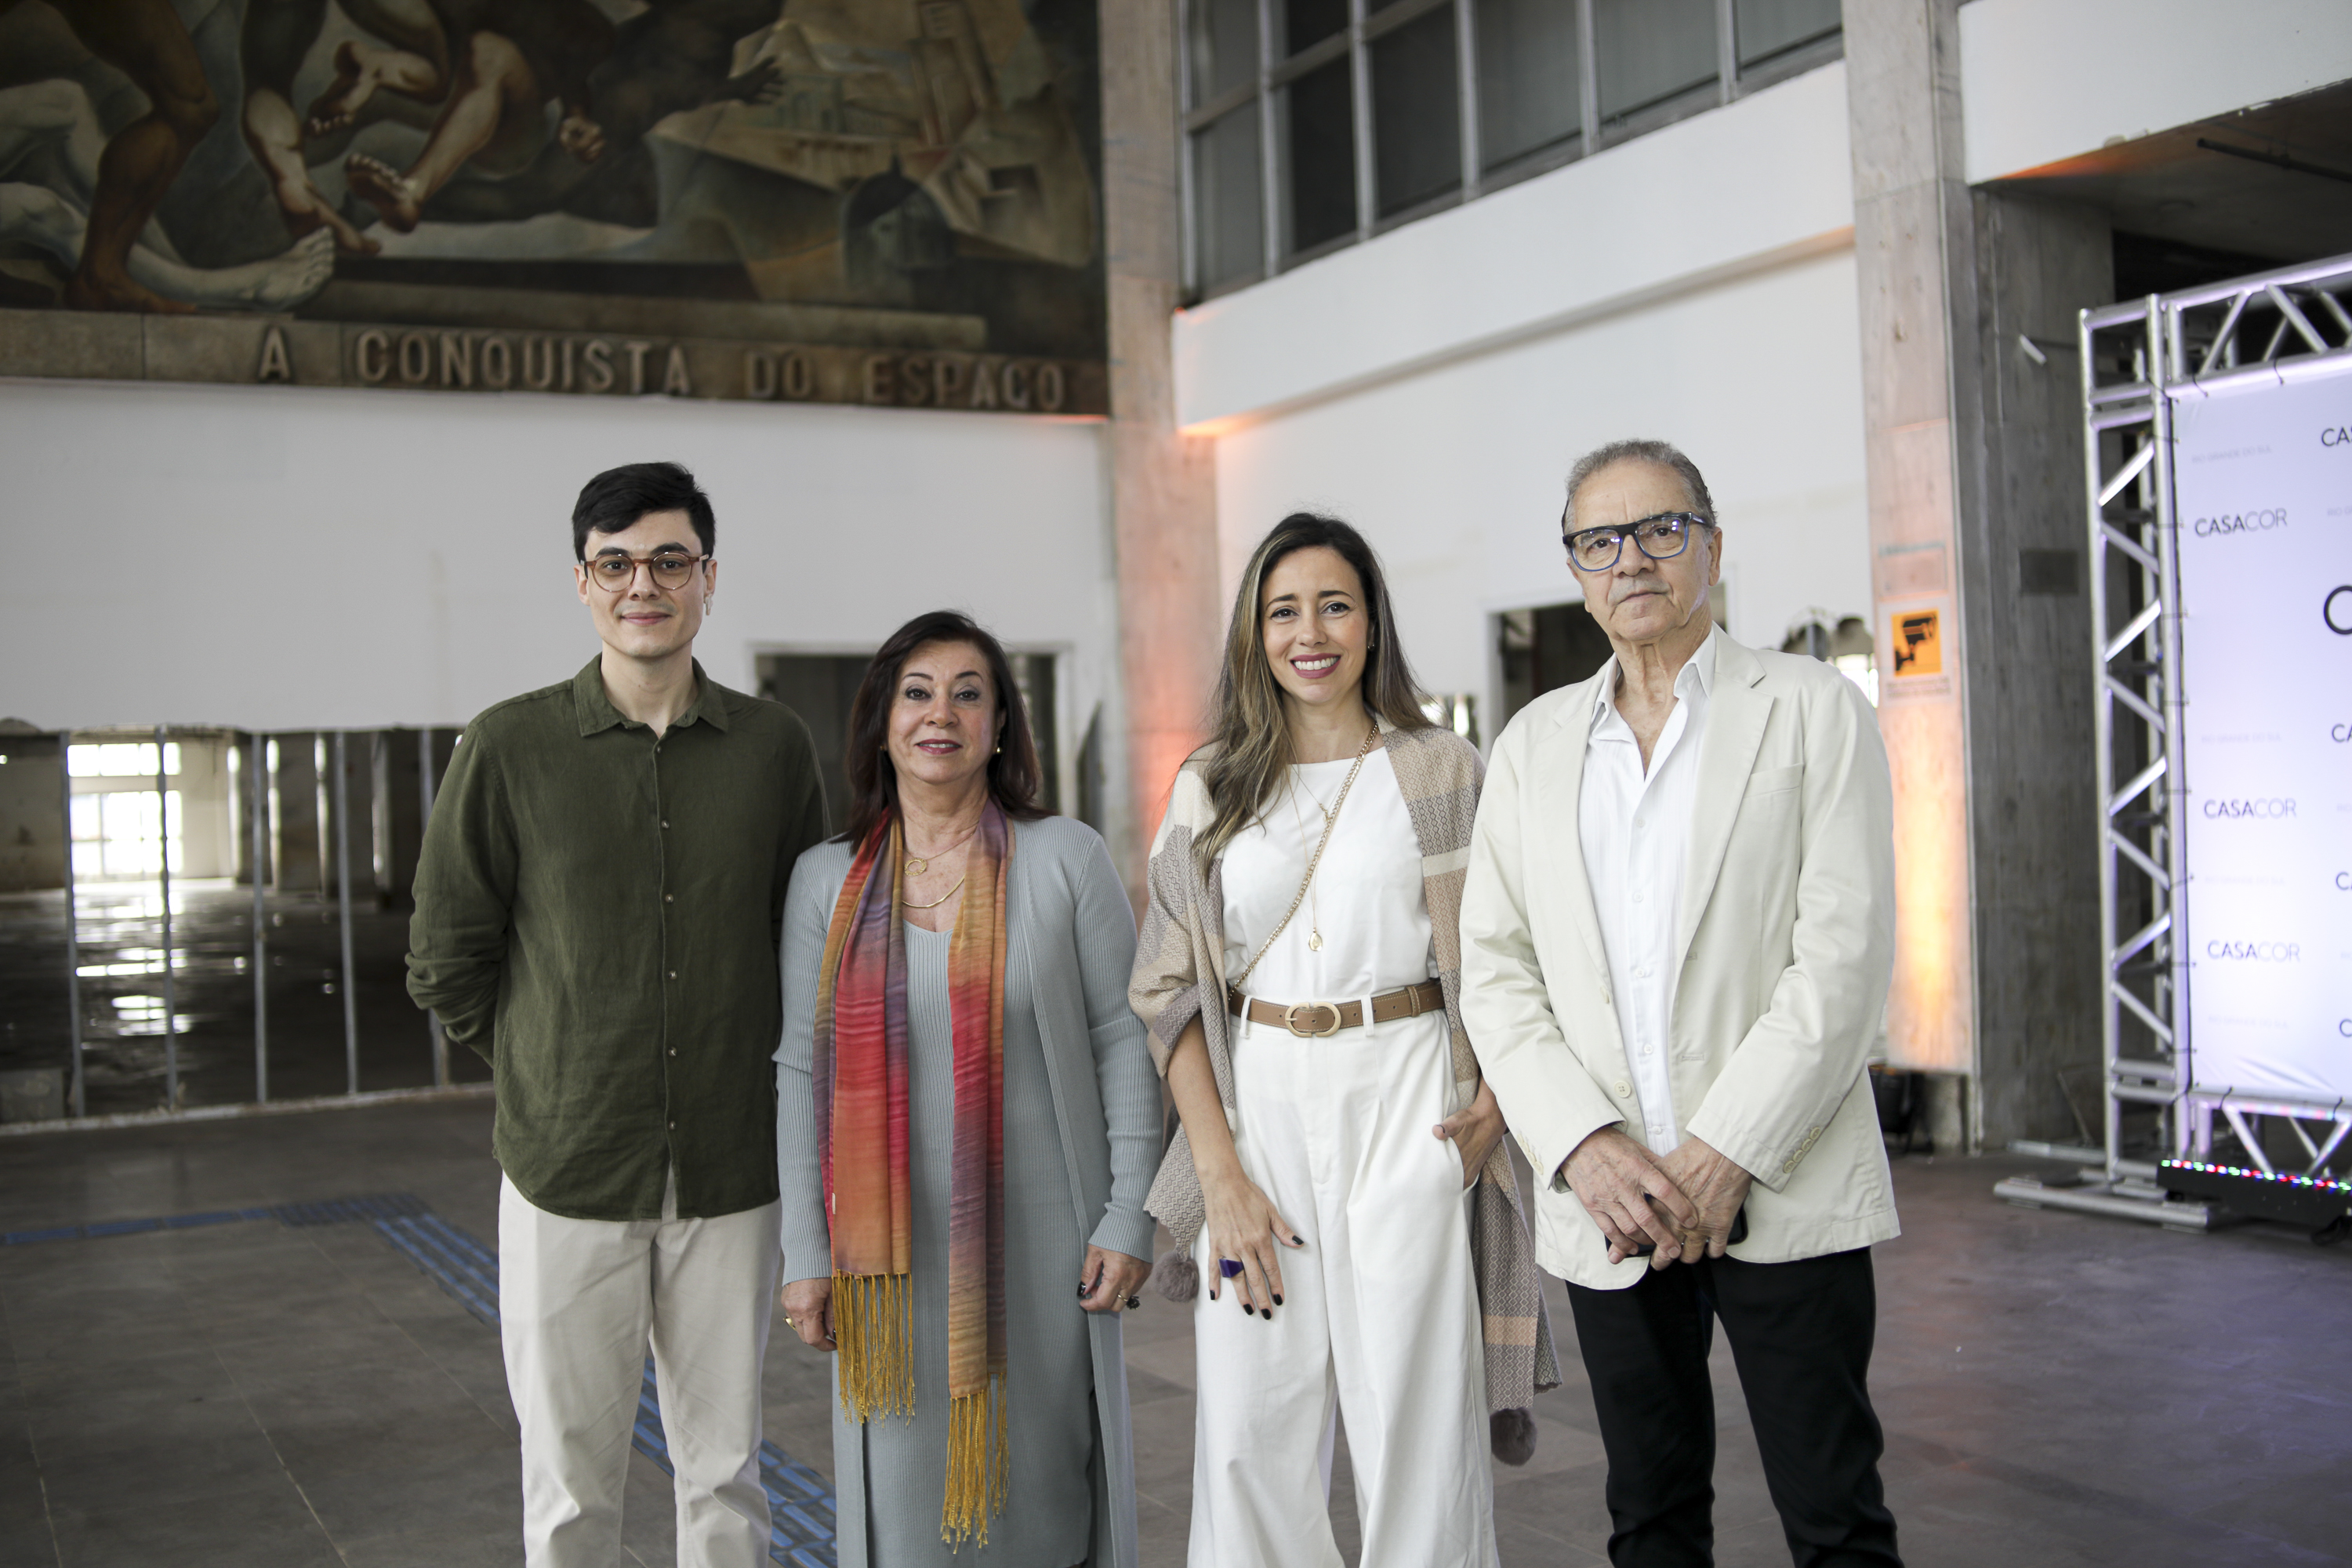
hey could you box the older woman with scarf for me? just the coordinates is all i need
[775,610,1160,1566]
[1131,514,1560,1567]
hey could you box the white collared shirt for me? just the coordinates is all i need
[1578,628,1718,1155]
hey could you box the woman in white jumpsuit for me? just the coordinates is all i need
[1127,514,1559,1567]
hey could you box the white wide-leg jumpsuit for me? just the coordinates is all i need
[1190,749,1498,1568]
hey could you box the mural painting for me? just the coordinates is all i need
[0,0,1106,411]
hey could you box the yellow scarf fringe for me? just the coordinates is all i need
[939,1372,1008,1548]
[832,1272,913,1423]
[835,1272,1007,1548]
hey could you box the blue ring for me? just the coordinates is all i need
[1218,1258,1243,1278]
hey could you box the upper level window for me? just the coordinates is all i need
[1181,0,1842,299]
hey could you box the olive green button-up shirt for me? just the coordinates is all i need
[407,658,828,1221]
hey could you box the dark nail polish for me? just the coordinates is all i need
[1076,1286,1088,1298]
[1272,1294,1283,1305]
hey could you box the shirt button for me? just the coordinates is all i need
[1613,1080,1632,1098]
[668,1120,677,1131]
[1632,891,1645,904]
[661,819,670,829]
[1642,1046,1653,1056]
[668,1047,677,1057]
[668,970,677,979]
[665,894,674,903]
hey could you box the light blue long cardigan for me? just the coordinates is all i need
[774,815,1162,1568]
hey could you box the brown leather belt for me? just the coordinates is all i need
[1225,979,1445,1039]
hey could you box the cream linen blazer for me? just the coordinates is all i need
[1461,633,1900,1290]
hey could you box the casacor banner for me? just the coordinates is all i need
[2172,375,2352,1103]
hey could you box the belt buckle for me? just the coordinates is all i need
[1283,1002,1341,1039]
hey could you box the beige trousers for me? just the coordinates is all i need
[498,1172,782,1568]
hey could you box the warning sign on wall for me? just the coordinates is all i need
[1891,608,1943,676]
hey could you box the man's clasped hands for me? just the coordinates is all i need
[1561,1128,1755,1269]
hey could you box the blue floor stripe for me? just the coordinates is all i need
[368,1210,838,1566]
[6,1192,838,1565]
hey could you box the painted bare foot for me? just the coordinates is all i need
[225,230,337,310]
[344,154,422,232]
[557,109,605,164]
[305,41,379,137]
[281,187,381,256]
[63,266,193,314]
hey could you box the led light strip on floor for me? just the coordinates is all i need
[2,1192,839,1566]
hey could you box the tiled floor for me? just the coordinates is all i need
[1,1100,2347,1566]
[0,883,488,1119]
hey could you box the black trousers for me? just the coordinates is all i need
[1565,1247,1902,1568]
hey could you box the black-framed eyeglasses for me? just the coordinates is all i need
[586,551,710,592]
[1561,512,1711,572]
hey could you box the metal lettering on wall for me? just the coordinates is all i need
[0,0,1105,414]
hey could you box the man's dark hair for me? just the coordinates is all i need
[572,461,716,560]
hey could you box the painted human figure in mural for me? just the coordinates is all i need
[0,80,336,310]
[0,0,218,311]
[240,0,615,245]
[398,0,790,234]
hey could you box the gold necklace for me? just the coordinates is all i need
[1285,787,1325,952]
[1285,720,1378,953]
[904,873,966,911]
[904,822,978,878]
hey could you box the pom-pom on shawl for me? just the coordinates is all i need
[1127,719,1560,1460]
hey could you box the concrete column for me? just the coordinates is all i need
[1960,194,2111,1152]
[1101,0,1222,895]
[1848,3,2116,1151]
[1846,0,1983,1149]
[272,734,322,895]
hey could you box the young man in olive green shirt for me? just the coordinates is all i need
[408,461,826,1568]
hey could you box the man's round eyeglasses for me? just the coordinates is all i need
[587,551,710,592]
[1561,512,1711,572]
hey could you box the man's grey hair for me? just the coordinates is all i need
[1562,439,1719,533]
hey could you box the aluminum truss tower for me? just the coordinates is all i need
[1998,253,2352,1229]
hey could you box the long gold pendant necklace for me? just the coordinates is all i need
[1285,789,1326,951]
[1287,720,1379,953]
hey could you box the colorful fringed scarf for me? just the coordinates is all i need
[812,803,1012,1547]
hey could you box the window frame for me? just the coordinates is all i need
[1178,0,1842,303]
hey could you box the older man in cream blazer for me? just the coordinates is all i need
[1463,440,1903,1567]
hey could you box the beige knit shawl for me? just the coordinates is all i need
[1129,720,1560,1431]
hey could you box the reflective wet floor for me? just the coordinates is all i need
[1,1102,2345,1567]
[0,882,486,1120]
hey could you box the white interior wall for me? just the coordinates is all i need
[1958,0,2352,183]
[1182,56,1868,734]
[1211,249,1870,723]
[0,380,1116,764]
[1174,61,1856,432]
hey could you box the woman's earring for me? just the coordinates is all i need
[702,598,714,615]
